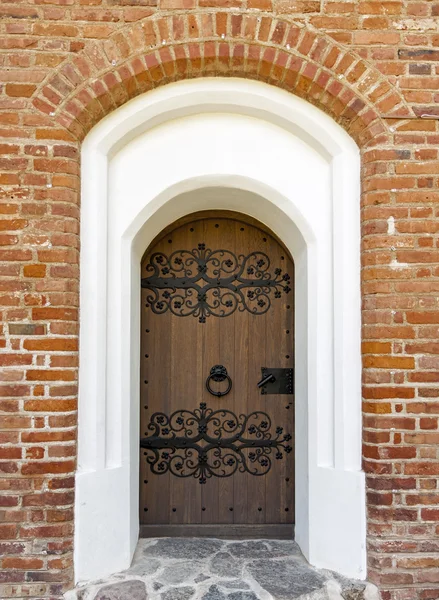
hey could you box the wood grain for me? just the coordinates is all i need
[140,212,294,534]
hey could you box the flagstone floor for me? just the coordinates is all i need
[65,538,378,600]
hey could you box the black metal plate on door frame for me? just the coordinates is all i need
[259,368,294,395]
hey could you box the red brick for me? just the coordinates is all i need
[32,307,78,321]
[0,524,18,539]
[363,356,415,369]
[20,524,72,538]
[363,387,415,399]
[23,338,78,352]
[23,264,47,278]
[362,342,392,354]
[405,463,439,476]
[21,461,75,476]
[24,399,77,412]
[5,84,37,98]
[406,311,439,324]
[26,370,76,382]
[21,430,76,443]
[2,557,44,570]
[363,401,392,414]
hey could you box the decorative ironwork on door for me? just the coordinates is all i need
[140,402,292,484]
[205,365,232,398]
[141,243,291,323]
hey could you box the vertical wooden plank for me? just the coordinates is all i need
[168,224,202,525]
[201,218,221,524]
[217,218,235,524]
[140,236,172,525]
[193,219,204,524]
[233,219,249,523]
[169,257,186,525]
[245,222,266,525]
[264,234,285,524]
[284,251,295,522]
[139,284,149,522]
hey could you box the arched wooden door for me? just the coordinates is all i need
[140,212,294,538]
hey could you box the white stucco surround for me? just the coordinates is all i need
[77,78,365,584]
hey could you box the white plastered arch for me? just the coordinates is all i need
[77,78,365,583]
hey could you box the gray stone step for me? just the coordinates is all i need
[65,538,380,600]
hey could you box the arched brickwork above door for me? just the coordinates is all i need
[30,12,413,145]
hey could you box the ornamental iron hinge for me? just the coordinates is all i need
[141,244,291,323]
[140,402,292,484]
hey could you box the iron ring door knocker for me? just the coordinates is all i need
[206,365,232,398]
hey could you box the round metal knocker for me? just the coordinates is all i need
[206,365,232,398]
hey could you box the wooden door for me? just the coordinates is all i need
[140,212,294,538]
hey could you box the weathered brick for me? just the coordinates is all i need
[8,324,46,336]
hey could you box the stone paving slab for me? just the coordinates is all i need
[65,538,380,600]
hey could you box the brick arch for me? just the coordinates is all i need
[31,11,413,145]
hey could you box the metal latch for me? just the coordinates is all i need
[257,368,294,395]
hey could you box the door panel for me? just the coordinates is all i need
[140,213,294,536]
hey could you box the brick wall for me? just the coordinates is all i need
[1,0,439,598]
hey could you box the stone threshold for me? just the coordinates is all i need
[65,538,380,600]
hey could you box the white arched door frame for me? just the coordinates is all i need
[77,78,365,583]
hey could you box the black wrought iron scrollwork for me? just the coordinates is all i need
[205,365,232,398]
[140,402,292,484]
[141,244,291,323]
